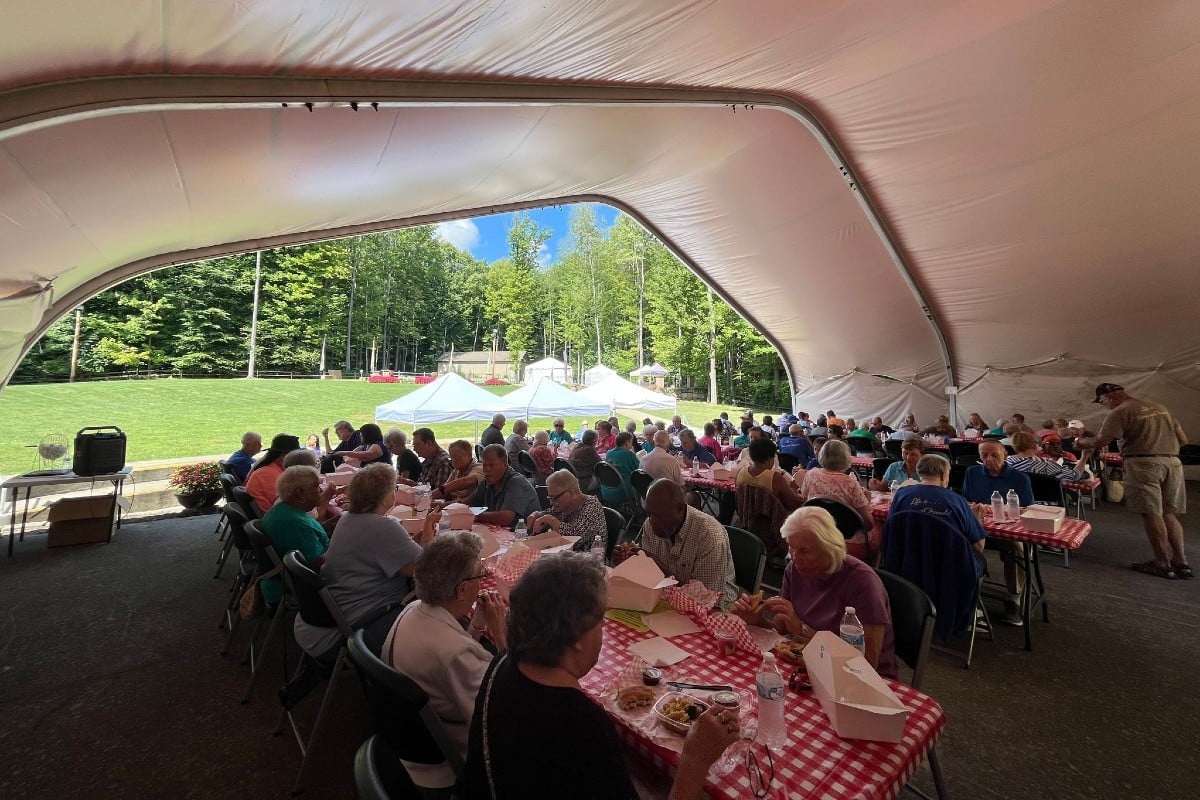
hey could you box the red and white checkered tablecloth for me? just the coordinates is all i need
[851,455,877,469]
[1062,476,1101,494]
[1099,452,1123,465]
[582,618,945,800]
[682,469,736,492]
[870,498,1092,551]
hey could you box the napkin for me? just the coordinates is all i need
[628,636,690,666]
[644,610,702,638]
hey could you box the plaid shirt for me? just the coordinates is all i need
[420,448,454,489]
[640,506,738,609]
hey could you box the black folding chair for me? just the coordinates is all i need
[348,630,462,795]
[602,507,626,561]
[474,444,484,461]
[876,568,947,800]
[213,472,243,579]
[803,497,866,540]
[884,439,904,459]
[354,735,417,800]
[217,504,257,651]
[240,520,292,703]
[726,525,766,595]
[231,484,262,520]
[848,436,878,455]
[873,458,897,481]
[535,485,550,511]
[553,457,576,477]
[1027,473,1070,567]
[776,452,799,473]
[948,463,968,493]
[948,441,979,463]
[275,551,356,795]
[516,449,536,479]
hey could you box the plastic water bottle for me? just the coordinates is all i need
[1006,489,1021,522]
[692,457,700,473]
[438,514,450,535]
[991,490,1005,522]
[839,606,865,655]
[590,532,606,565]
[514,520,527,541]
[889,479,900,493]
[755,652,787,752]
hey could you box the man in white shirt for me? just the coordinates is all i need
[639,430,684,487]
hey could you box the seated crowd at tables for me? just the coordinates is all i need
[223,389,1187,795]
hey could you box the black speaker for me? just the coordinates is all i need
[73,426,127,476]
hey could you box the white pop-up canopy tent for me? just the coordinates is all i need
[523,357,572,385]
[578,375,677,413]
[630,364,668,378]
[492,377,610,420]
[2,3,1200,437]
[582,365,619,387]
[375,373,503,425]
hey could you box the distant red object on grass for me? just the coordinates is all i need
[414,375,436,385]
[484,378,509,386]
[367,375,398,383]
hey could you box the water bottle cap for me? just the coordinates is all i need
[845,606,856,614]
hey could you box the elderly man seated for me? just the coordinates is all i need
[431,440,485,503]
[469,444,541,529]
[402,428,454,491]
[962,440,1032,626]
[640,430,684,486]
[640,479,738,609]
[480,414,506,447]
[382,531,506,792]
[320,420,362,470]
[677,428,717,466]
[226,431,262,482]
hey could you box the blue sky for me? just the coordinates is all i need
[433,202,619,265]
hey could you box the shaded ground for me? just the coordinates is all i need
[1,491,1198,799]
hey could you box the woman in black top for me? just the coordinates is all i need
[458,553,737,800]
[384,428,423,481]
[339,423,392,467]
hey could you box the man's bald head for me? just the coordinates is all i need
[644,479,688,539]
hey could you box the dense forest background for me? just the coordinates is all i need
[16,207,789,408]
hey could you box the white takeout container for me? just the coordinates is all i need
[326,470,355,487]
[399,516,426,536]
[802,631,908,743]
[387,504,414,519]
[394,486,417,506]
[521,531,579,551]
[606,553,677,612]
[710,466,734,480]
[443,502,475,530]
[1020,504,1065,533]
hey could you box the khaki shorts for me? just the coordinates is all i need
[1122,457,1186,516]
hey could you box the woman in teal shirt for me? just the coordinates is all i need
[260,465,332,604]
[601,432,641,517]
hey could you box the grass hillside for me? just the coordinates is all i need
[0,379,774,475]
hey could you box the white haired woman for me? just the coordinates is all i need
[458,553,736,799]
[526,470,607,553]
[799,439,878,554]
[733,507,897,677]
[382,531,506,792]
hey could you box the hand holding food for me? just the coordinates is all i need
[610,541,640,565]
[681,704,740,766]
[763,596,801,635]
[731,591,767,625]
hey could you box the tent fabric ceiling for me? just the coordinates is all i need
[2,1,1199,436]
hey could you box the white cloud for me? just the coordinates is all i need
[435,219,481,252]
[536,241,552,267]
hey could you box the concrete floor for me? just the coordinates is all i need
[1,490,1198,799]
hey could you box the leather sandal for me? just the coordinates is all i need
[1131,560,1176,580]
[1171,562,1195,579]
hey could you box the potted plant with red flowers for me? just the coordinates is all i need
[169,461,223,510]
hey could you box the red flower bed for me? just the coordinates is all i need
[368,375,399,383]
[414,375,436,384]
[483,378,509,386]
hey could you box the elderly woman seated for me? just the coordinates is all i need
[736,438,802,511]
[799,439,878,556]
[527,470,607,553]
[868,437,925,491]
[733,507,897,677]
[293,463,437,662]
[527,430,556,484]
[382,531,507,794]
[260,465,333,604]
[459,553,736,799]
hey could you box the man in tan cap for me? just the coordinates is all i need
[1078,383,1191,580]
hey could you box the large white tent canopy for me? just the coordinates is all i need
[579,375,678,414]
[3,2,1200,436]
[492,377,610,420]
[374,373,502,425]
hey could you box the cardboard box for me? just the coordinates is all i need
[802,631,909,743]
[1020,504,1065,533]
[606,553,677,612]
[710,466,735,480]
[47,496,117,547]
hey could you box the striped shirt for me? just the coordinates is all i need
[1005,454,1084,481]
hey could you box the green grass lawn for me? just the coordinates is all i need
[0,378,774,475]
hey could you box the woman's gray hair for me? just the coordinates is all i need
[414,531,484,606]
[346,462,398,513]
[282,449,320,469]
[276,465,319,506]
[384,428,407,448]
[782,506,846,574]
[546,469,580,495]
[818,438,852,472]
[916,453,950,480]
[507,552,607,667]
[533,430,550,446]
